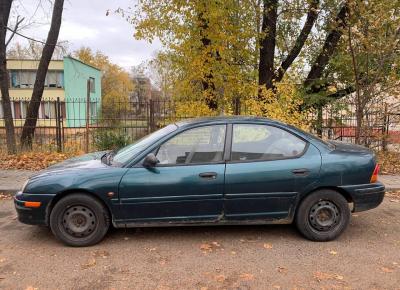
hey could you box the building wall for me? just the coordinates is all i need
[0,58,101,128]
[7,59,64,70]
[62,56,101,127]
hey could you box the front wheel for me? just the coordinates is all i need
[295,190,350,241]
[50,193,110,247]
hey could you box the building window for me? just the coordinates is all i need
[45,71,64,88]
[0,104,3,118]
[9,70,64,88]
[9,71,36,88]
[90,102,97,119]
[13,101,21,119]
[39,101,57,119]
[89,77,95,93]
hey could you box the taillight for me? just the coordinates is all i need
[370,164,380,183]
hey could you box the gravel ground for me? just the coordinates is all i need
[0,198,399,290]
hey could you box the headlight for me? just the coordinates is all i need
[21,179,30,192]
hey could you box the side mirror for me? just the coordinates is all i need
[142,153,160,168]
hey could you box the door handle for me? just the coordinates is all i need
[199,172,218,179]
[292,168,310,176]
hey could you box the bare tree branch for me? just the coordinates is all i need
[5,15,24,47]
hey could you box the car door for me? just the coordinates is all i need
[224,123,321,221]
[119,124,227,223]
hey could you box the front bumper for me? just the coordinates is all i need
[14,192,55,225]
[339,182,385,212]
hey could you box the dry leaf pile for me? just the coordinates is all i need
[377,151,400,175]
[0,151,80,171]
[0,193,12,200]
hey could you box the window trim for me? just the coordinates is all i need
[226,123,309,164]
[139,124,228,168]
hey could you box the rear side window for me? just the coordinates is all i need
[157,125,226,165]
[231,124,306,162]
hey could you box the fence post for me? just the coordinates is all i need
[382,103,388,151]
[149,99,155,132]
[234,98,241,115]
[85,79,90,153]
[55,97,62,152]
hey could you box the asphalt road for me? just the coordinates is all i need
[0,197,399,290]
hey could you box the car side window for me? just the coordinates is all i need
[231,124,306,162]
[156,125,226,165]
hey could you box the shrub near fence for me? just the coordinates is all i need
[0,97,399,153]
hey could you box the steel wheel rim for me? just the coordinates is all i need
[61,205,97,238]
[309,200,340,232]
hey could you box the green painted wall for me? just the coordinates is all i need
[63,56,101,127]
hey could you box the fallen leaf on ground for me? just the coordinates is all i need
[239,273,255,281]
[92,250,109,258]
[314,271,344,282]
[200,241,222,253]
[0,193,12,200]
[0,258,6,263]
[81,257,96,269]
[381,266,394,273]
[200,243,213,252]
[276,266,288,274]
[263,243,273,249]
[214,274,226,282]
[329,250,338,255]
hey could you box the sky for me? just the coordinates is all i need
[7,0,162,70]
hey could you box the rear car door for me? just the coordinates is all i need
[119,124,227,223]
[224,123,321,221]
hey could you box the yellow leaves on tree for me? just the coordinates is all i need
[125,0,259,110]
[244,83,310,129]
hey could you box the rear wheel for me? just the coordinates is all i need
[50,193,110,247]
[295,189,350,241]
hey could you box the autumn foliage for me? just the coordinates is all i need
[0,151,79,171]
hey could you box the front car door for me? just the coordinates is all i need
[224,123,321,221]
[119,124,227,223]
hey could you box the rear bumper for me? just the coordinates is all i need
[14,192,54,226]
[339,182,385,212]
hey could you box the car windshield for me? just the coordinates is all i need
[112,124,178,165]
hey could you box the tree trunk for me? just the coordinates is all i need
[0,0,16,154]
[198,9,218,111]
[20,0,64,149]
[304,2,349,89]
[275,0,319,82]
[258,0,278,96]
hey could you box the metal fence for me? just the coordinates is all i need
[0,97,399,153]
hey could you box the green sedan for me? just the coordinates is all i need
[14,116,385,246]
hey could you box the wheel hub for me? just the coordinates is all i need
[309,200,340,231]
[62,206,96,238]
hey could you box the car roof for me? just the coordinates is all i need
[175,116,284,127]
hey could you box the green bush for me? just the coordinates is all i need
[93,130,131,151]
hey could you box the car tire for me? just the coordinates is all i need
[50,193,110,247]
[295,189,350,241]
